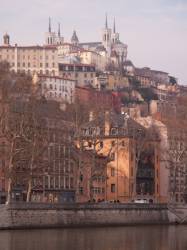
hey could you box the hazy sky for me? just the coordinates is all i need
[0,0,187,84]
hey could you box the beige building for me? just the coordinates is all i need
[59,63,96,87]
[78,50,107,71]
[93,73,129,90]
[0,33,59,76]
[107,73,129,90]
[80,112,162,203]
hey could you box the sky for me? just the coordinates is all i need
[0,0,187,84]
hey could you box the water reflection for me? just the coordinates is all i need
[0,226,186,250]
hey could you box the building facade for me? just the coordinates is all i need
[59,63,96,87]
[0,43,58,76]
[79,112,162,203]
[34,74,76,104]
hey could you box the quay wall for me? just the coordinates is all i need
[0,203,185,229]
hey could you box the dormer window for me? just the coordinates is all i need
[111,128,117,135]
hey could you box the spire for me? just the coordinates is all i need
[48,17,51,33]
[105,13,108,29]
[113,18,116,33]
[58,23,61,37]
[71,30,79,45]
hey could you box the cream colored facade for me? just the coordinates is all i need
[93,73,129,90]
[0,45,59,76]
[57,43,80,58]
[59,63,96,87]
[33,74,75,104]
[78,50,107,71]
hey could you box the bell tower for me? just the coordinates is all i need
[3,33,10,46]
[102,14,112,56]
[45,17,56,45]
[111,18,120,44]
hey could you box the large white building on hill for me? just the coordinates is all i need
[0,15,128,76]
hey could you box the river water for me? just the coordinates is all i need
[0,226,186,250]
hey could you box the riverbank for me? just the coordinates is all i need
[0,203,186,229]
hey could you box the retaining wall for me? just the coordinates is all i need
[0,203,176,229]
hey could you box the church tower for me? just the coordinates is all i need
[111,18,120,44]
[71,30,79,46]
[102,14,112,56]
[3,33,10,46]
[45,17,56,45]
[55,23,64,45]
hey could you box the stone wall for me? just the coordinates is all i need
[0,203,175,229]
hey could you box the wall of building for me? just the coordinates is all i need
[59,63,96,87]
[99,137,132,202]
[36,75,75,104]
[0,46,58,76]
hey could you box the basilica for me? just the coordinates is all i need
[45,15,128,70]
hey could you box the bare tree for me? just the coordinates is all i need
[0,63,49,203]
[126,119,159,199]
[159,96,187,203]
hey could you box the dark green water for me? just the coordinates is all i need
[0,226,186,250]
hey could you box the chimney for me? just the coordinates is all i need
[89,111,94,122]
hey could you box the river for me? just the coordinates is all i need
[0,226,186,250]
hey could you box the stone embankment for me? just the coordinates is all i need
[0,203,186,229]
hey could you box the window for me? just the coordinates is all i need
[70,177,74,188]
[111,168,115,177]
[50,177,54,188]
[131,153,134,161]
[111,153,115,161]
[131,168,133,177]
[157,155,159,163]
[79,187,83,195]
[80,174,83,182]
[111,128,117,135]
[100,141,103,148]
[111,184,115,193]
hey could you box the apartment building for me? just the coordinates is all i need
[34,74,76,104]
[59,63,96,87]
